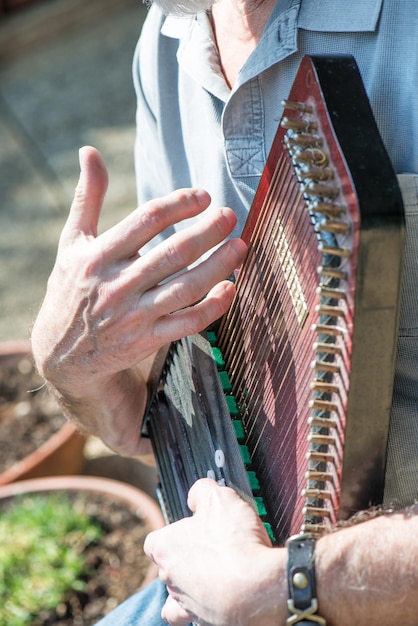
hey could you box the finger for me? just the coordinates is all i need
[144,518,195,567]
[188,480,273,547]
[145,236,246,315]
[161,595,196,626]
[137,205,239,286]
[152,280,236,344]
[186,477,235,514]
[144,525,174,564]
[143,529,160,563]
[61,146,109,242]
[98,188,212,261]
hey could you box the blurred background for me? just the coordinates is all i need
[0,0,147,341]
[0,0,160,496]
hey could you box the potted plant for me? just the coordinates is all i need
[0,474,165,625]
[0,341,86,486]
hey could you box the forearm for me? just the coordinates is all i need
[247,509,418,626]
[145,478,418,626]
[49,366,150,456]
[315,509,418,626]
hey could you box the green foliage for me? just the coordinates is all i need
[0,492,103,626]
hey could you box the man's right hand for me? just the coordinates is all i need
[31,146,247,455]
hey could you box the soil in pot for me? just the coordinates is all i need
[0,345,86,484]
[0,483,156,625]
[0,349,65,472]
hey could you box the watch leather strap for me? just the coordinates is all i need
[286,534,326,626]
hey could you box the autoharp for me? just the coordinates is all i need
[144,55,405,545]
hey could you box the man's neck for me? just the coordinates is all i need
[210,0,275,88]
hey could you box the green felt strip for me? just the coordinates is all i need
[208,333,275,544]
[254,497,267,518]
[232,420,245,442]
[246,471,260,493]
[263,523,275,543]
[225,395,239,416]
[207,331,218,346]
[211,347,225,370]
[239,445,252,466]
[218,371,232,393]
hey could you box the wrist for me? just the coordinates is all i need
[40,364,147,456]
[79,370,147,453]
[241,546,289,626]
[286,534,326,626]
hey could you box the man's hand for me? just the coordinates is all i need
[144,480,418,626]
[31,146,247,454]
[144,479,286,626]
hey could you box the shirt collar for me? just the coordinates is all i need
[162,12,230,100]
[238,0,300,87]
[160,0,383,97]
[161,0,383,38]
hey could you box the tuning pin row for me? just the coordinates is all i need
[281,99,353,536]
[306,243,349,534]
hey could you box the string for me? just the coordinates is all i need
[216,146,354,537]
[220,155,318,444]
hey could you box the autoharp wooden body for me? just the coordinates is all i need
[144,55,405,545]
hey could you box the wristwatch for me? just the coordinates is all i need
[286,534,326,625]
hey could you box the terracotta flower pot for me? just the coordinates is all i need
[0,341,86,486]
[0,475,165,598]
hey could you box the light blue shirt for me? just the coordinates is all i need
[134,0,418,227]
[133,0,418,507]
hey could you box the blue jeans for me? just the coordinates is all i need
[94,578,192,626]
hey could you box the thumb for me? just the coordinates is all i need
[187,477,225,514]
[63,145,109,241]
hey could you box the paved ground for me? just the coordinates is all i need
[0,0,148,340]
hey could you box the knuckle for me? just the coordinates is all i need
[73,183,86,205]
[164,240,190,269]
[137,202,163,232]
[70,255,101,286]
[214,209,230,236]
[73,183,105,206]
[169,280,190,308]
[139,188,195,228]
[158,565,171,585]
[182,308,210,336]
[172,188,193,204]
[172,187,205,206]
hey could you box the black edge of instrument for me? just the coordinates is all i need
[308,55,405,516]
